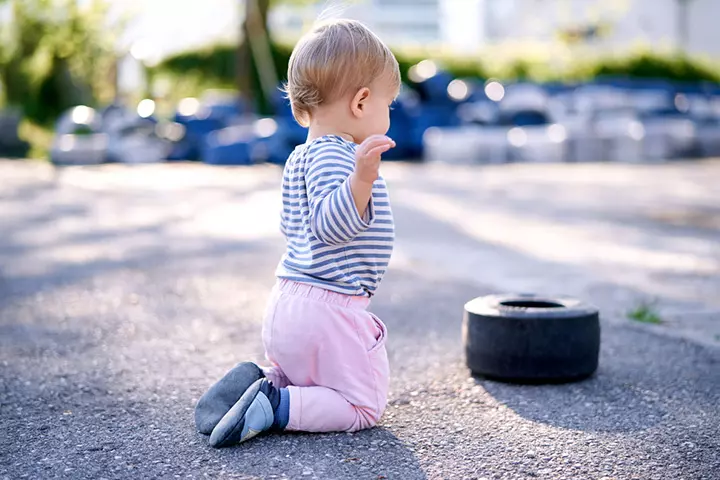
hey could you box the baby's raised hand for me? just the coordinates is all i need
[354,135,395,184]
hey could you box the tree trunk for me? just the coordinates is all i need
[237,0,271,112]
[676,0,692,52]
[237,1,252,100]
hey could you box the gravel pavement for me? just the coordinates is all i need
[1,160,718,480]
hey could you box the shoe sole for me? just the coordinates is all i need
[194,362,265,434]
[209,379,274,448]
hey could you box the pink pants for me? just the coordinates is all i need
[261,279,389,433]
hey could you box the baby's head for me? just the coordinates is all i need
[285,19,401,143]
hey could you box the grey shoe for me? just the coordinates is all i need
[209,378,279,448]
[194,362,265,434]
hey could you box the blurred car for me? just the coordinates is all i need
[105,117,174,164]
[637,107,700,160]
[50,106,108,165]
[51,102,177,165]
[430,79,568,164]
[0,109,30,158]
[424,106,567,164]
[172,96,233,161]
[422,125,490,164]
[201,117,288,166]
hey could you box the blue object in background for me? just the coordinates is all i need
[166,136,196,161]
[178,116,226,136]
[464,79,491,103]
[200,91,249,122]
[383,88,423,160]
[170,94,248,160]
[202,140,256,165]
[204,100,246,124]
[171,116,226,160]
[260,132,295,165]
[267,117,308,165]
[199,117,302,166]
[270,87,294,119]
[407,103,461,157]
[201,125,257,165]
[253,117,299,165]
[95,76,720,165]
[262,86,309,164]
[413,70,455,104]
[497,109,551,127]
[384,115,414,160]
[275,117,308,147]
[540,81,573,96]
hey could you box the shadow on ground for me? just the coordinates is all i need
[2,163,719,479]
[476,374,665,433]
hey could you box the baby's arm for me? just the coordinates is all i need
[305,137,392,246]
[279,209,288,239]
[349,135,395,218]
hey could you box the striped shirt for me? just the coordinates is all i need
[275,135,395,297]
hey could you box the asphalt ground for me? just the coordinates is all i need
[1,160,718,479]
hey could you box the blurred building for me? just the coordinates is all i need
[270,0,720,58]
[269,0,442,47]
[368,0,442,45]
[480,0,720,57]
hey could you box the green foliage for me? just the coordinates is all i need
[627,301,663,325]
[158,44,238,85]
[0,0,118,125]
[18,119,53,160]
[568,49,720,83]
[152,42,295,114]
[154,41,720,108]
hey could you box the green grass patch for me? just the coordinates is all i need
[627,301,663,325]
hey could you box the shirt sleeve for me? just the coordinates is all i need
[279,210,287,239]
[305,142,375,246]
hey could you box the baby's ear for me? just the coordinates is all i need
[350,87,371,118]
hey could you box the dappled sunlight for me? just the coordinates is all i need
[2,161,719,479]
[57,163,281,191]
[170,189,281,241]
[1,164,284,281]
[384,161,720,204]
[383,162,720,316]
[394,189,717,275]
[4,161,718,320]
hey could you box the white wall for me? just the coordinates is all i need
[440,0,485,51]
[686,0,720,57]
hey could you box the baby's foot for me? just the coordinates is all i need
[209,378,289,447]
[194,362,265,434]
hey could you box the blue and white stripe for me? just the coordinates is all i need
[275,135,394,297]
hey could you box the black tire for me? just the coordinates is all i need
[463,293,600,384]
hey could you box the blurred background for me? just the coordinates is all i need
[2,0,720,166]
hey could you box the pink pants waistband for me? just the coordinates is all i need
[276,279,370,310]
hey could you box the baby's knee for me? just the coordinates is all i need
[348,404,385,432]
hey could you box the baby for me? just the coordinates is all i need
[194,18,400,447]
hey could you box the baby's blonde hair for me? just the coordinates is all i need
[284,18,401,127]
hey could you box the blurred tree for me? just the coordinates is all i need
[0,0,118,124]
[238,0,315,113]
[676,0,694,52]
